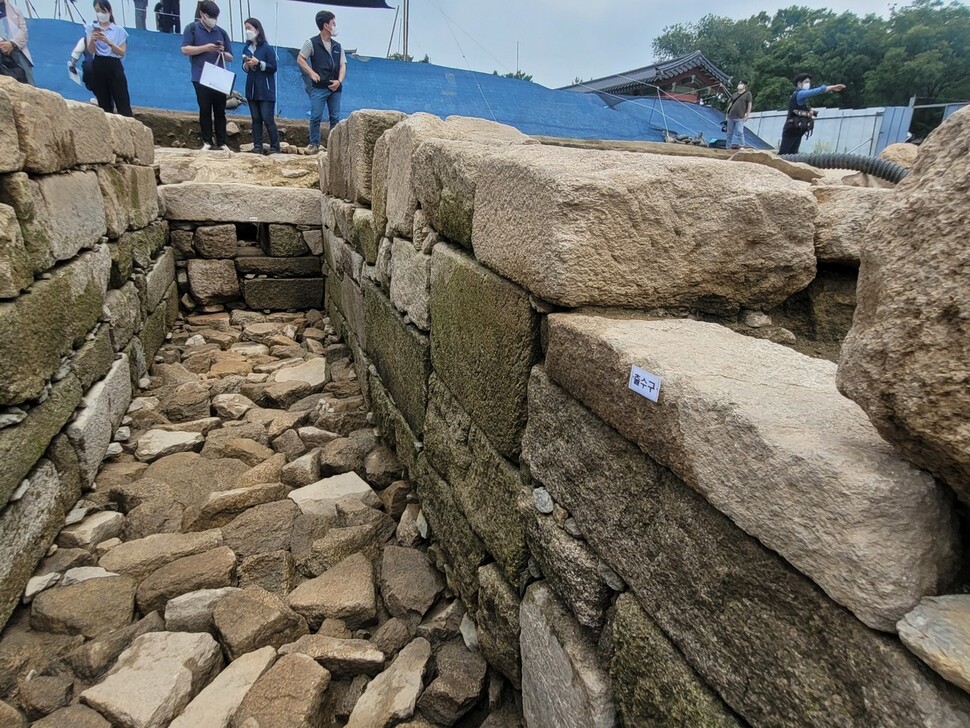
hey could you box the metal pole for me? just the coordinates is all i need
[402,0,408,60]
[386,3,398,57]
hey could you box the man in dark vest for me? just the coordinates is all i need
[297,10,346,153]
[779,73,845,155]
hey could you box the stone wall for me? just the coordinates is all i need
[157,178,325,314]
[322,108,970,726]
[0,78,171,629]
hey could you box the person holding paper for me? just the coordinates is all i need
[297,10,345,153]
[181,0,233,151]
[241,18,280,155]
[86,0,133,116]
[0,0,34,84]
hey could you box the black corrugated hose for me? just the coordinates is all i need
[779,152,910,184]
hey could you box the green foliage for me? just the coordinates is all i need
[651,0,970,111]
[492,69,534,82]
[388,52,431,63]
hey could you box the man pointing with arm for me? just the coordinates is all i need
[297,10,346,154]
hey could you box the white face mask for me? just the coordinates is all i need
[329,25,338,37]
[737,85,745,92]
[202,14,217,29]
[245,28,257,41]
[801,80,811,90]
[96,11,110,23]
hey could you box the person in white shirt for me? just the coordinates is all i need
[0,0,33,84]
[86,0,132,115]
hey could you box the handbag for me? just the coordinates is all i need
[0,51,28,84]
[200,46,235,95]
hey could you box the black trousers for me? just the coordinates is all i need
[91,56,133,117]
[779,129,803,155]
[193,81,228,147]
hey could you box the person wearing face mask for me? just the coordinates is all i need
[0,0,34,85]
[87,0,133,116]
[241,18,279,154]
[724,80,752,150]
[181,0,233,150]
[297,10,346,153]
[779,73,846,154]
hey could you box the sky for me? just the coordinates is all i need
[27,0,898,88]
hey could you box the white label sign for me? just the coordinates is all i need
[628,365,661,402]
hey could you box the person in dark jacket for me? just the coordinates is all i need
[779,73,845,154]
[296,10,346,153]
[241,17,279,154]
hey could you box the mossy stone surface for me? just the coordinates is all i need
[0,373,82,507]
[367,370,419,477]
[429,243,539,459]
[128,221,169,270]
[70,324,114,391]
[476,563,522,689]
[363,279,431,435]
[0,246,110,405]
[611,593,743,727]
[413,455,486,610]
[425,375,528,584]
[139,294,169,363]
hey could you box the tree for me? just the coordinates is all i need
[650,0,970,113]
[493,70,534,82]
[387,52,431,63]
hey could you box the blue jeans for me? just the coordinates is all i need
[309,86,341,145]
[725,118,746,147]
[250,100,280,152]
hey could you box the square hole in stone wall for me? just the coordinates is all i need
[236,223,260,244]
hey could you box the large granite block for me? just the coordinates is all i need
[367,371,419,478]
[0,171,107,274]
[412,455,487,609]
[66,355,132,487]
[0,83,25,173]
[0,77,75,173]
[381,114,530,239]
[520,582,615,728]
[430,243,539,458]
[363,279,431,435]
[389,238,431,331]
[544,315,958,632]
[812,185,890,264]
[610,593,743,727]
[159,183,322,225]
[122,165,159,231]
[235,257,321,278]
[0,457,82,632]
[472,145,817,311]
[413,136,534,248]
[837,106,970,504]
[104,282,142,351]
[347,109,406,205]
[0,245,110,406]
[65,100,114,165]
[476,563,522,688]
[0,202,30,298]
[524,510,610,630]
[242,278,323,310]
[424,376,528,584]
[0,374,82,508]
[523,367,970,727]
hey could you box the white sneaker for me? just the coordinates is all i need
[219,145,231,152]
[201,143,212,151]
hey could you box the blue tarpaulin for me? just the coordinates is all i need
[28,18,770,146]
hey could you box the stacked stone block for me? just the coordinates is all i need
[0,78,168,628]
[158,183,325,311]
[323,107,970,726]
